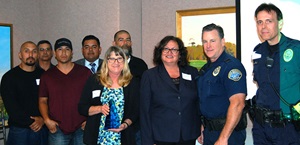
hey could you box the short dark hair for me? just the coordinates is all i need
[153,36,188,67]
[37,40,52,50]
[202,23,224,39]
[82,35,100,47]
[114,30,130,41]
[255,3,283,21]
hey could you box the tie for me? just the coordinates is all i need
[90,63,96,74]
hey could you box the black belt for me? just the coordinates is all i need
[202,117,225,131]
[202,110,247,131]
[254,106,290,128]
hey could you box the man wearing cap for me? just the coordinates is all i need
[75,35,103,74]
[39,38,92,145]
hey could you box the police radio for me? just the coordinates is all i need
[266,56,274,68]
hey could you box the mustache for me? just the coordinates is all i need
[26,57,35,60]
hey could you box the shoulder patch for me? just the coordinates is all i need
[228,69,242,81]
[283,48,293,62]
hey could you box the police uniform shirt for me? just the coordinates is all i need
[197,51,247,119]
[252,33,300,114]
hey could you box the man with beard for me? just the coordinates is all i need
[75,35,103,74]
[36,40,55,71]
[0,41,48,144]
[113,30,148,80]
[113,30,148,145]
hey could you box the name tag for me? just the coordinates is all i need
[252,51,261,60]
[36,79,40,85]
[182,73,191,81]
[92,90,101,98]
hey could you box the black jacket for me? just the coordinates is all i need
[78,74,139,145]
[128,55,148,80]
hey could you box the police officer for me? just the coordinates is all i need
[197,23,247,145]
[251,3,300,144]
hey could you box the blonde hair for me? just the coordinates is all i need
[98,46,132,87]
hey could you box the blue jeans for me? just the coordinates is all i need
[48,127,84,145]
[7,125,48,145]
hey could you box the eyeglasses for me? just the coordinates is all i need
[162,48,179,54]
[107,57,124,63]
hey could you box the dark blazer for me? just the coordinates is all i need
[74,58,103,72]
[78,74,139,145]
[140,64,201,144]
[128,55,148,80]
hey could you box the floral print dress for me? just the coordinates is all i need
[97,87,124,145]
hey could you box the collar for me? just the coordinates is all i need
[85,59,99,69]
[278,32,287,47]
[127,55,131,63]
[208,50,227,67]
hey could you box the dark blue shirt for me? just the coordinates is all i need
[197,51,247,119]
[252,33,300,114]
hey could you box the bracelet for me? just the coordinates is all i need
[123,122,129,127]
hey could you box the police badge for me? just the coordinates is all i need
[213,66,221,76]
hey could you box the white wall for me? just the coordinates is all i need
[39,0,120,64]
[0,0,234,67]
[0,0,40,66]
[141,0,234,67]
[119,0,143,57]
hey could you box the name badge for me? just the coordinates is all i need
[36,79,40,85]
[92,90,101,98]
[182,73,191,81]
[252,51,261,60]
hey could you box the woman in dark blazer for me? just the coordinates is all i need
[78,46,139,145]
[140,36,201,145]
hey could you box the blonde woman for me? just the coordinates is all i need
[78,46,139,145]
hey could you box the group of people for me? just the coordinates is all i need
[0,30,148,145]
[0,3,300,145]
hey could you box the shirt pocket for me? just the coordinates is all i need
[253,59,260,81]
[206,76,225,97]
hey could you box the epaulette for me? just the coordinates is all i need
[198,63,209,76]
[224,58,231,63]
[253,43,263,51]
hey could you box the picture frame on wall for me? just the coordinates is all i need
[176,7,239,69]
[0,23,13,123]
[0,23,13,79]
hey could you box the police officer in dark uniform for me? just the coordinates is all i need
[251,3,300,144]
[197,23,247,145]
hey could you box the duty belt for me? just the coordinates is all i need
[201,110,247,131]
[202,117,225,131]
[254,106,292,128]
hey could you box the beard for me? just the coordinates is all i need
[25,57,36,66]
[121,45,132,56]
[25,62,35,66]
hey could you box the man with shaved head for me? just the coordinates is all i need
[0,41,48,144]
